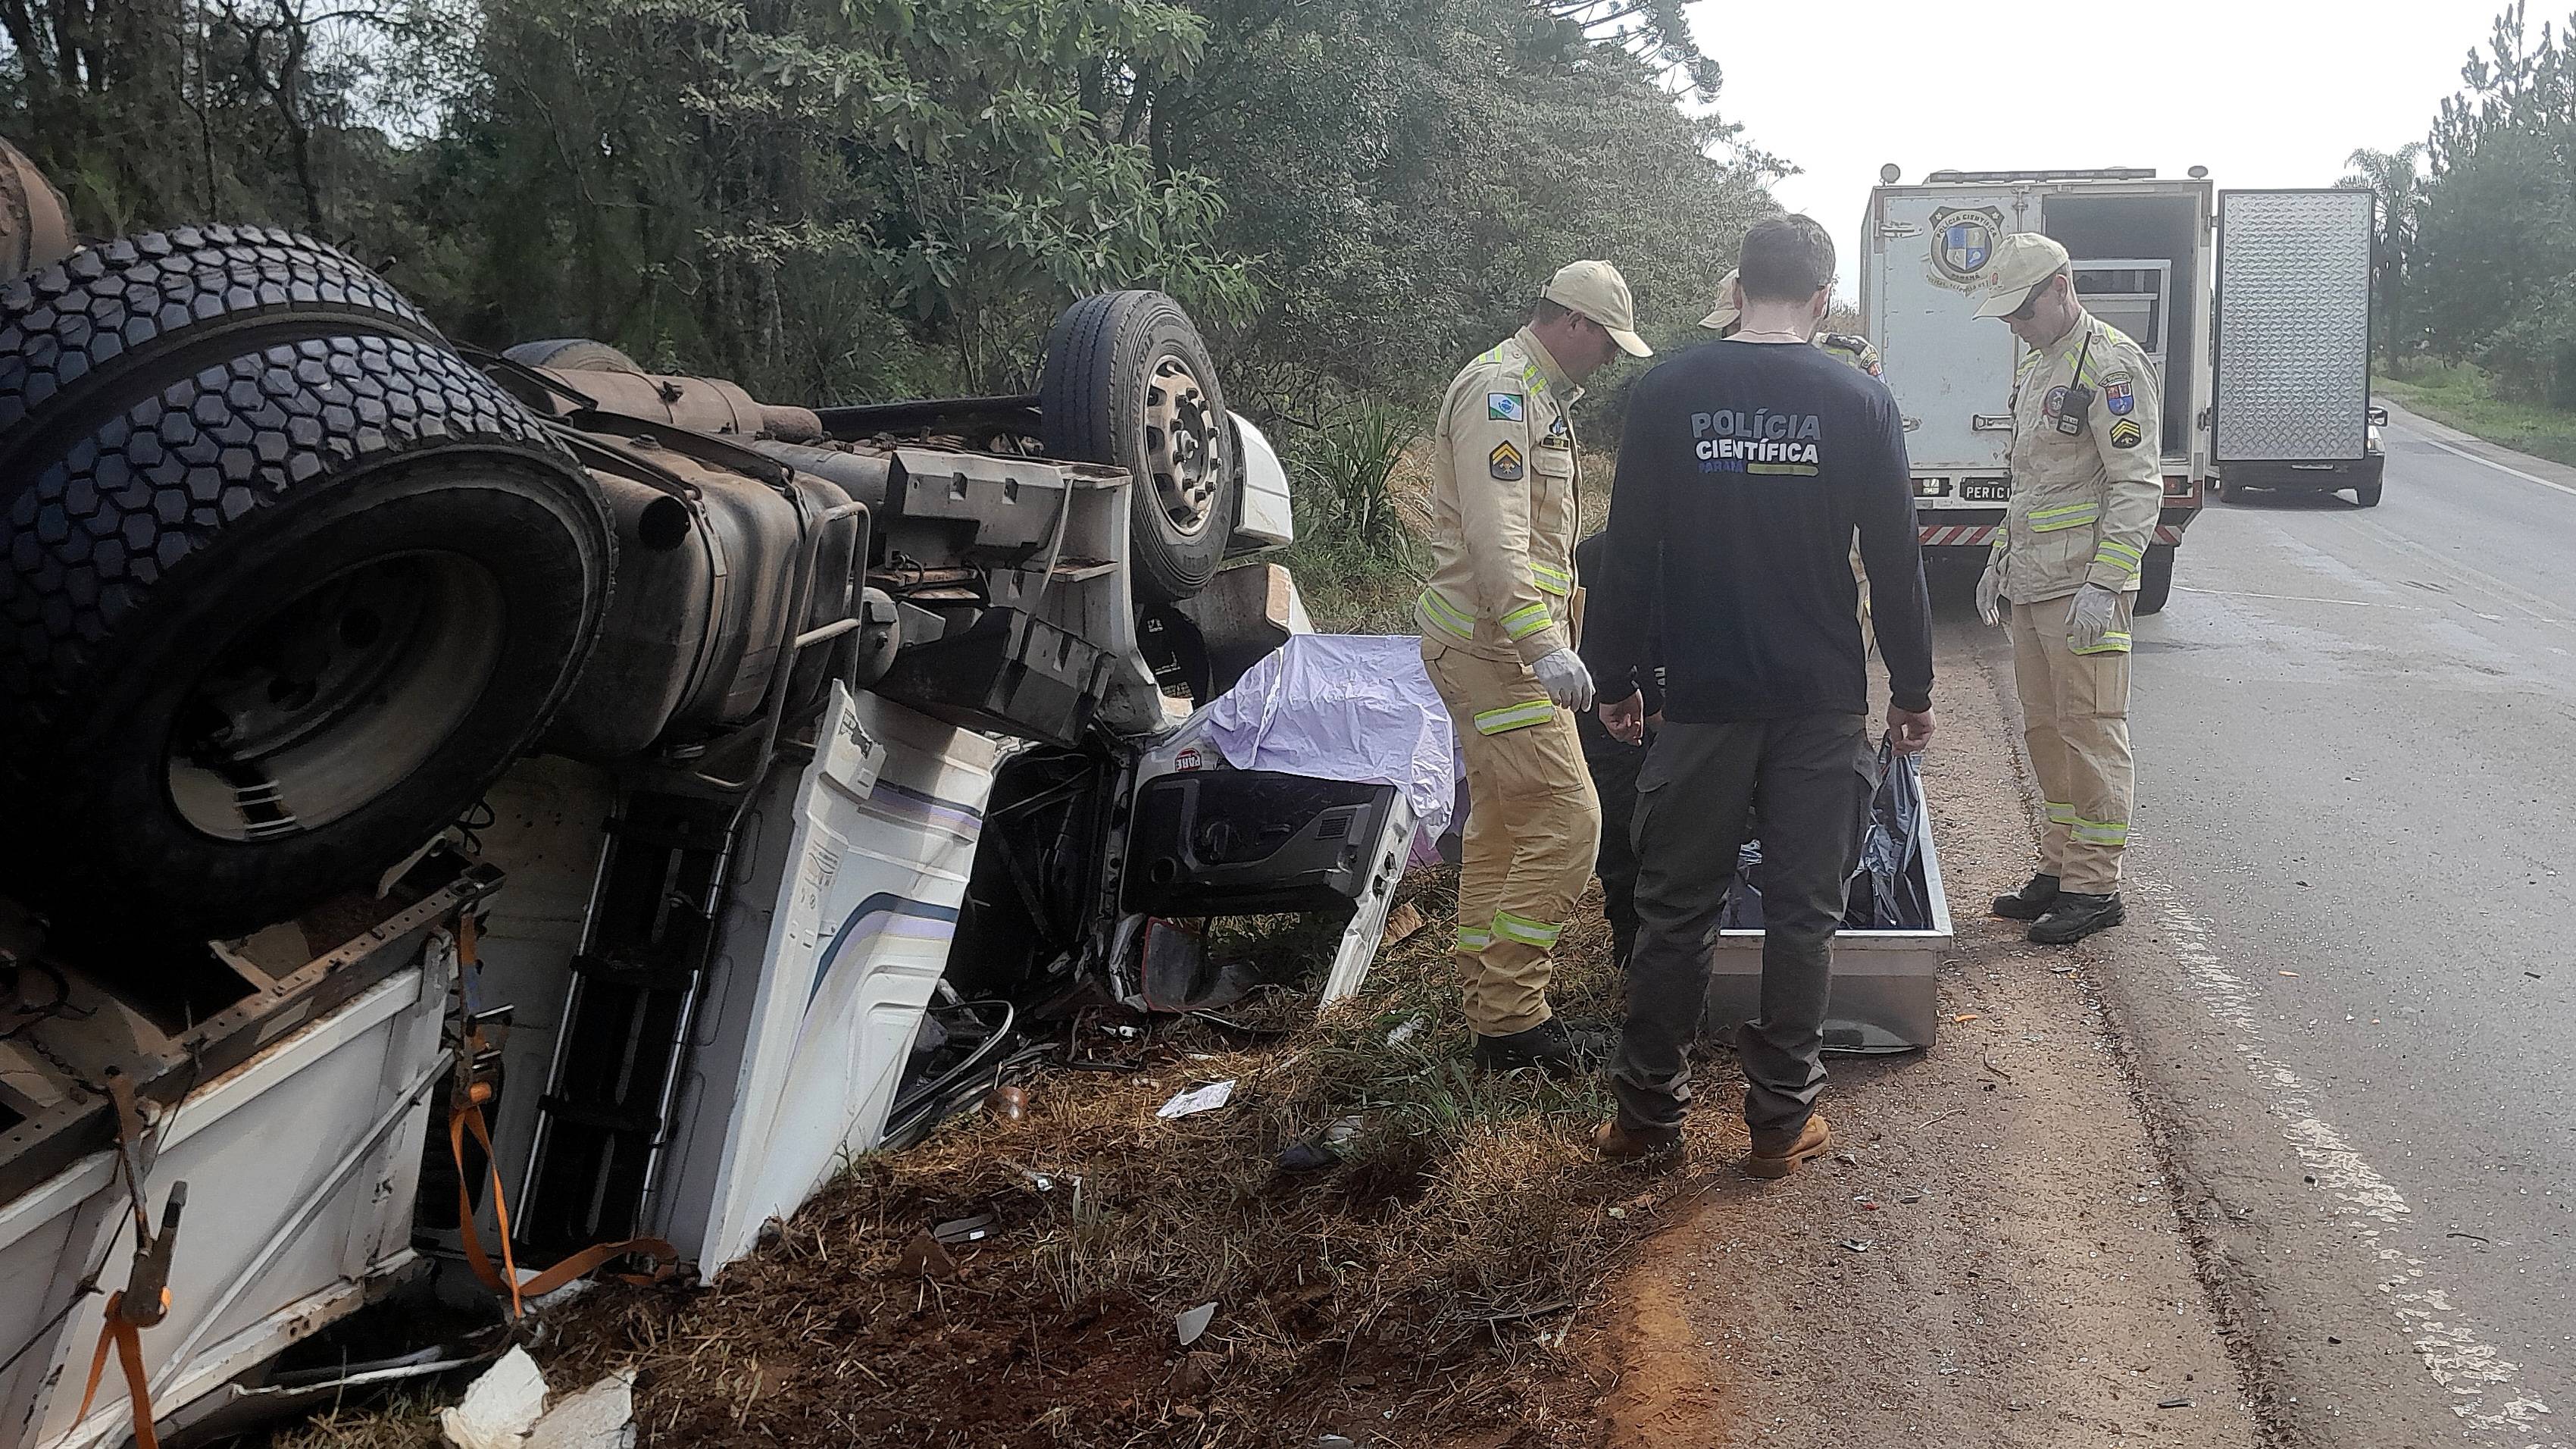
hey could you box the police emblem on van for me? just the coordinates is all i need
[1928,206,2004,286]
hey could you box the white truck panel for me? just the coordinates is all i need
[2215,188,2374,463]
[652,684,998,1273]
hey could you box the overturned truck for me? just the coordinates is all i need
[0,145,1417,1447]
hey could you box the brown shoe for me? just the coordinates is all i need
[1594,1120,1682,1162]
[1743,1113,1832,1179]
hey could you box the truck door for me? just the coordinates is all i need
[2212,188,2374,466]
[1870,188,2027,477]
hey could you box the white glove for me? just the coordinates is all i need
[1532,647,1595,712]
[1974,561,2003,627]
[2066,584,2119,653]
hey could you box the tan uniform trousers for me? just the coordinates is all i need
[1424,640,1601,1035]
[2005,593,2134,893]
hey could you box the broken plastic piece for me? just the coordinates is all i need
[1156,1080,1236,1119]
[1175,1301,1218,1346]
[439,1346,547,1449]
[525,1370,638,1449]
[931,1213,996,1246]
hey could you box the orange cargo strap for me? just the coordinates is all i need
[73,1291,161,1449]
[449,915,677,1319]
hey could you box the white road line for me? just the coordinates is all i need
[2416,433,2576,499]
[2172,585,2434,612]
[2131,876,2564,1447]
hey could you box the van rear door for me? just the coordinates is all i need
[1868,186,2024,480]
[2213,188,2374,468]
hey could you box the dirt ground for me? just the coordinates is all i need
[1569,638,2259,1448]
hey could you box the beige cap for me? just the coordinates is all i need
[1543,260,1653,358]
[1974,233,2072,318]
[1699,270,1741,330]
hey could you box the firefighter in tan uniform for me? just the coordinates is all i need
[1419,260,1652,1074]
[1973,233,2161,945]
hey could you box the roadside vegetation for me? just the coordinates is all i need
[2347,5,2576,453]
[2377,359,2576,468]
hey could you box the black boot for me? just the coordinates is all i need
[1472,1018,1582,1078]
[1992,872,2061,922]
[2029,891,2124,945]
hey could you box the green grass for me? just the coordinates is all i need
[2377,359,2576,468]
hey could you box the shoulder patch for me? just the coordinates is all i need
[1488,392,1524,422]
[2104,377,2134,415]
[2108,417,2144,450]
[1490,440,1525,480]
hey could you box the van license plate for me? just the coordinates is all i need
[1959,480,2009,502]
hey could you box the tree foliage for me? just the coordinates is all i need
[2406,3,2576,402]
[2,0,1779,415]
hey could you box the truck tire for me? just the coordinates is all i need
[2134,544,2175,615]
[2352,477,2384,508]
[1039,291,1237,603]
[503,337,646,374]
[0,227,613,939]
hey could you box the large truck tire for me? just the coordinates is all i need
[2134,544,2175,615]
[1039,291,1237,603]
[0,227,613,939]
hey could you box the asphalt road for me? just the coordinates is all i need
[1960,405,2576,1447]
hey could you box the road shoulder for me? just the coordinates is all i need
[1583,634,2256,1448]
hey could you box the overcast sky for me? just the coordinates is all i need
[1681,0,2506,299]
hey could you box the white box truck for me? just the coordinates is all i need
[2211,187,2384,506]
[1862,167,2213,613]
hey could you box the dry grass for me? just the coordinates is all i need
[261,866,1733,1447]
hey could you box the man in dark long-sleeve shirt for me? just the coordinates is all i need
[1584,214,1935,1178]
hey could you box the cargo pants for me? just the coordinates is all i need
[2005,592,2134,893]
[1423,640,1601,1036]
[1611,715,1873,1147]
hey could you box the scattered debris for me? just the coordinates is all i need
[2278,970,2299,978]
[1834,1151,1859,1167]
[1917,1108,1963,1131]
[1982,1048,2015,1083]
[1386,1010,1430,1045]
[1951,1012,1980,1024]
[525,1370,639,1449]
[986,1084,1029,1121]
[1176,1301,1219,1346]
[1277,1116,1365,1172]
[1381,900,1427,946]
[1839,1238,1874,1253]
[1317,1437,1359,1448]
[2447,1230,2492,1244]
[931,1213,996,1247]
[441,1347,548,1449]
[896,1231,959,1279]
[2157,1396,2194,1410]
[1156,1079,1238,1119]
[1856,1199,1882,1211]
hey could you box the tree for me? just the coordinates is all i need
[2340,142,2425,362]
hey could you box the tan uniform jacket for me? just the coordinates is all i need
[1991,310,2162,602]
[1416,328,1581,665]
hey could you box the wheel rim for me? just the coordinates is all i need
[165,552,506,841]
[1142,354,1221,537]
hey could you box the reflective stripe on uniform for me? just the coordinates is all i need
[1418,587,1476,640]
[2044,801,2077,825]
[2027,502,2100,533]
[1492,910,1564,948]
[1500,602,1552,640]
[1530,561,1572,596]
[1472,699,1555,734]
[1454,926,1492,953]
[2073,631,2132,655]
[2094,538,2145,573]
[2070,816,2129,847]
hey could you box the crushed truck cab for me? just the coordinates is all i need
[0,218,1398,1449]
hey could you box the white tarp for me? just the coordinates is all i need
[1193,634,1458,839]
